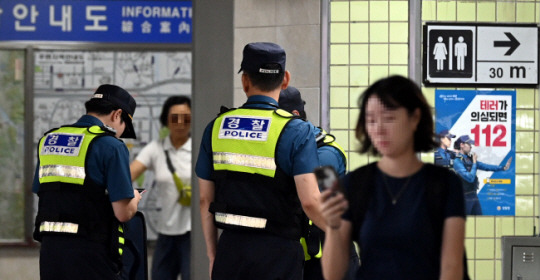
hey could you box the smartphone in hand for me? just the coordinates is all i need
[314,166,341,193]
[136,188,147,194]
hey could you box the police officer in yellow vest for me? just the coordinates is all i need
[279,86,359,280]
[32,84,142,280]
[196,42,326,280]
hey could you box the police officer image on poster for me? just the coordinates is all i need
[453,135,512,215]
[434,129,457,168]
[32,84,142,280]
[196,42,325,280]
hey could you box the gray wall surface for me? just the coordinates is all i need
[233,0,322,126]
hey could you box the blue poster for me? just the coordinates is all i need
[0,0,192,43]
[435,90,515,216]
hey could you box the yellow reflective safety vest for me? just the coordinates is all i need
[301,129,347,260]
[209,107,304,240]
[34,125,125,265]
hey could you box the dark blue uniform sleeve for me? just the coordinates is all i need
[477,161,503,172]
[195,121,215,180]
[453,157,477,183]
[90,137,134,202]
[277,119,319,177]
[318,146,346,177]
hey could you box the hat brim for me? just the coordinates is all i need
[120,114,136,139]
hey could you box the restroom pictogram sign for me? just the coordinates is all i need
[423,23,538,87]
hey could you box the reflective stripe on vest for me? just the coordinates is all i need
[40,221,79,234]
[38,126,104,185]
[211,108,292,178]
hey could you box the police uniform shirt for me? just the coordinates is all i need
[434,147,455,167]
[32,115,134,202]
[453,155,503,184]
[313,126,346,177]
[195,95,319,180]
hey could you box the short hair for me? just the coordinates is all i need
[355,75,436,155]
[85,99,120,116]
[244,63,285,92]
[159,96,191,127]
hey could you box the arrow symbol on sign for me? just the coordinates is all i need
[493,32,520,56]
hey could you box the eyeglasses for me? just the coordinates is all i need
[170,113,191,124]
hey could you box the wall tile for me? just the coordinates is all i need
[457,2,476,22]
[350,1,369,21]
[369,44,389,64]
[389,1,408,22]
[389,22,408,43]
[476,216,495,238]
[476,238,495,259]
[422,0,437,21]
[436,1,457,21]
[516,88,535,109]
[496,2,516,22]
[277,0,320,25]
[331,23,350,43]
[515,196,534,217]
[389,44,408,65]
[475,260,495,280]
[330,108,350,129]
[369,23,389,43]
[234,0,276,28]
[496,217,515,237]
[331,44,350,65]
[516,131,534,152]
[350,66,369,86]
[368,66,389,84]
[330,87,349,107]
[330,66,349,86]
[477,2,496,22]
[515,217,534,235]
[516,3,536,22]
[331,1,349,21]
[350,23,369,43]
[369,1,388,21]
[516,153,534,173]
[350,44,369,64]
[515,174,534,195]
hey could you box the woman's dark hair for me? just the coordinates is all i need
[355,75,436,155]
[160,96,191,126]
[244,63,285,92]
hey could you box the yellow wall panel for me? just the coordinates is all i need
[350,23,369,43]
[437,1,457,21]
[516,3,536,22]
[331,44,350,65]
[457,2,476,22]
[477,2,496,21]
[331,1,349,21]
[369,22,389,42]
[350,44,369,64]
[350,1,369,21]
[497,2,516,22]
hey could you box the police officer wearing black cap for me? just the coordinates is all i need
[196,42,326,280]
[32,84,141,280]
[279,86,359,280]
[434,129,456,168]
[453,135,511,215]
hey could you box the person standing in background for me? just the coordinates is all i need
[33,84,141,280]
[131,96,192,280]
[321,76,466,280]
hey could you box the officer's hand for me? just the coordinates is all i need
[133,188,142,204]
[320,189,348,230]
[472,152,478,163]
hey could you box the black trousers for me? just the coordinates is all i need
[212,230,304,280]
[40,235,119,280]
